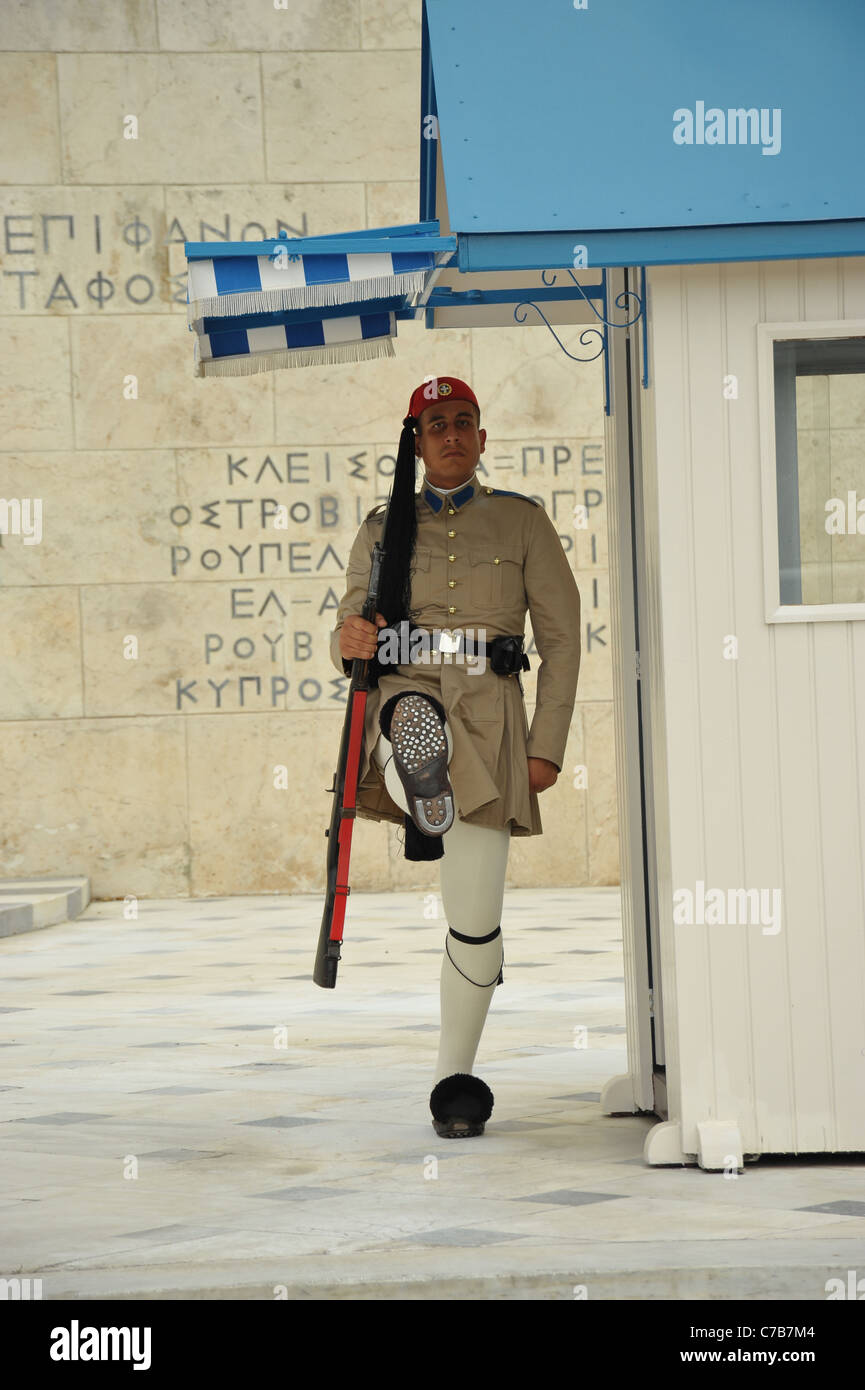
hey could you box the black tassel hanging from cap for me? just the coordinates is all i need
[369,413,446,862]
[366,412,420,690]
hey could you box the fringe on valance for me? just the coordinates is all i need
[193,335,396,378]
[187,271,429,329]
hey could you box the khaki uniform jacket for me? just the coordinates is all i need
[329,471,581,836]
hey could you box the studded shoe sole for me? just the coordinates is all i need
[432,1117,487,1138]
[389,693,455,836]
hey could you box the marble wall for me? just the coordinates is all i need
[0,0,619,897]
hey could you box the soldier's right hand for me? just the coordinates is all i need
[339,612,388,661]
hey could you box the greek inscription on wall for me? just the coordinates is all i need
[166,445,606,711]
[1,207,309,311]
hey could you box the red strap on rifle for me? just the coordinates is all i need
[329,688,368,945]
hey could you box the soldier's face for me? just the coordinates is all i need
[414,397,486,488]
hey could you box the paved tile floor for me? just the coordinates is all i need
[1,887,864,1300]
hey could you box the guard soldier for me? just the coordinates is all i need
[330,376,581,1136]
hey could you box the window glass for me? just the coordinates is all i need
[773,337,865,605]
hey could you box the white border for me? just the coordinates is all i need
[756,318,865,623]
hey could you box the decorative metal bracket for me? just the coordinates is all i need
[513,267,647,415]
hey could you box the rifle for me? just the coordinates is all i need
[314,537,386,989]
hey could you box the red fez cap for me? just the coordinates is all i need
[407,376,479,424]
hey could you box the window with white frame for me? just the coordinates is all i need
[770,333,865,609]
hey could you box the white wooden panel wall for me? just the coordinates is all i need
[646,257,865,1155]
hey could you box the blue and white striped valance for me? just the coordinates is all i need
[184,222,457,377]
[192,308,396,378]
[187,248,435,325]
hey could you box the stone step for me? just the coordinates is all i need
[0,876,91,937]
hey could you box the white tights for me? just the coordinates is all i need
[373,718,510,1085]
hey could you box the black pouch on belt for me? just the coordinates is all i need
[489,634,530,676]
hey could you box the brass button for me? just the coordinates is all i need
[448,554,456,562]
[448,529,455,537]
[447,507,455,514]
[485,487,493,494]
[494,556,500,564]
[448,579,455,588]
[448,605,456,614]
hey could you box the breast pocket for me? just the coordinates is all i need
[469,545,524,609]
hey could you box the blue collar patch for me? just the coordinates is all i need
[422,486,444,512]
[422,477,479,513]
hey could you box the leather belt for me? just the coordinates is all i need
[405,627,530,676]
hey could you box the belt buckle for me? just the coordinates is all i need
[439,628,460,654]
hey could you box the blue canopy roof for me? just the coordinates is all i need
[423,0,865,267]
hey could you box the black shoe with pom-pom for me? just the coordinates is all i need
[429,1073,494,1138]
